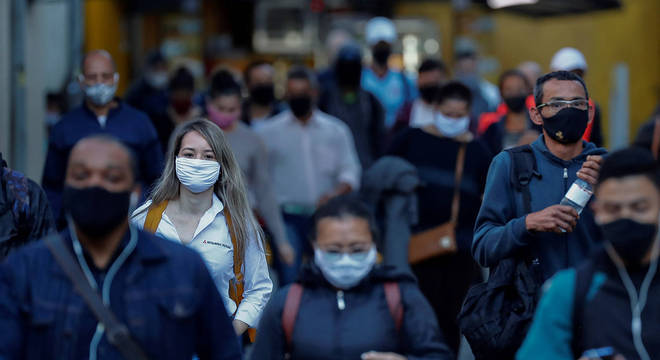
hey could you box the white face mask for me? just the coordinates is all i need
[146,71,169,90]
[175,157,221,193]
[435,112,470,138]
[83,73,119,106]
[314,246,377,289]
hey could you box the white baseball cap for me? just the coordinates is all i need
[550,47,588,72]
[365,17,397,46]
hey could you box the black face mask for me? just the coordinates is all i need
[601,218,657,264]
[335,60,362,89]
[504,95,528,113]
[541,107,588,144]
[419,85,440,104]
[250,84,275,106]
[288,96,313,118]
[372,46,391,67]
[62,186,131,238]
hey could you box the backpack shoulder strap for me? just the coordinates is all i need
[505,145,540,214]
[144,201,168,234]
[224,207,243,286]
[571,260,597,358]
[384,281,404,332]
[282,283,304,351]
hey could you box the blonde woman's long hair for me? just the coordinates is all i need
[147,118,264,260]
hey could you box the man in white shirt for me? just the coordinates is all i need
[256,66,361,284]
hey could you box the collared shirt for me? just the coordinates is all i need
[409,99,435,128]
[131,194,272,327]
[255,109,361,208]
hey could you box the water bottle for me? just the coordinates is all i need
[560,178,593,215]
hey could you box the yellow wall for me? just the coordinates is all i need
[396,0,660,145]
[84,0,130,95]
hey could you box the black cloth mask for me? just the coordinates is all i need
[250,84,275,106]
[601,218,657,264]
[504,95,527,113]
[372,46,391,67]
[335,59,363,90]
[62,186,130,238]
[541,107,588,144]
[419,85,440,104]
[288,96,313,118]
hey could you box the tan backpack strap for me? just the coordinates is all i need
[450,143,467,224]
[144,201,168,234]
[652,116,660,160]
[225,207,243,284]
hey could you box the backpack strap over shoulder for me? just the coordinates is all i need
[384,281,404,332]
[144,201,168,234]
[571,260,597,358]
[505,145,541,214]
[282,283,304,352]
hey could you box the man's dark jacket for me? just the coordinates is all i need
[0,228,242,360]
[473,135,607,281]
[42,100,164,227]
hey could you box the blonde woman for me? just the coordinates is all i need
[131,118,272,336]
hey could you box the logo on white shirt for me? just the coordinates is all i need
[203,239,231,249]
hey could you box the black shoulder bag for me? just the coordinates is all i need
[44,234,149,360]
[457,145,542,359]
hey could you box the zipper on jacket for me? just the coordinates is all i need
[336,290,345,310]
[563,168,568,179]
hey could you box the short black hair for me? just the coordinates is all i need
[243,60,271,86]
[498,69,530,93]
[597,147,660,191]
[534,71,589,107]
[287,65,317,89]
[309,194,380,246]
[208,69,242,99]
[168,67,195,92]
[418,58,447,75]
[434,81,472,106]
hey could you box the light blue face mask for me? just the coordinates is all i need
[435,112,470,138]
[83,73,118,106]
[314,246,377,289]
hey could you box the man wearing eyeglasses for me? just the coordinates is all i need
[42,50,164,230]
[473,70,607,284]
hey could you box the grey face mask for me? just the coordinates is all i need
[314,246,378,289]
[84,82,117,106]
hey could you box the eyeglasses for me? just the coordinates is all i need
[536,99,589,115]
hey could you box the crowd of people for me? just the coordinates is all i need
[1,15,660,360]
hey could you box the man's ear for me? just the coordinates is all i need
[529,106,544,126]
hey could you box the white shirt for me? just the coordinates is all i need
[409,99,435,128]
[255,109,361,207]
[130,195,272,327]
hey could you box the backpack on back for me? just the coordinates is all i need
[281,281,403,356]
[457,145,542,359]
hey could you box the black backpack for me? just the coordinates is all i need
[457,145,542,359]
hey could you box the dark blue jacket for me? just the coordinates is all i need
[42,101,164,226]
[0,228,241,360]
[250,263,454,360]
[472,135,607,281]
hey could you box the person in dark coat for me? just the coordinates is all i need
[42,50,164,229]
[318,43,386,169]
[0,153,55,259]
[250,195,453,360]
[633,103,660,159]
[387,82,492,354]
[124,50,170,124]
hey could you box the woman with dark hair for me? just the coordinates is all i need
[205,69,295,268]
[387,81,493,355]
[250,195,453,360]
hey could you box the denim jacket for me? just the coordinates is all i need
[0,228,242,360]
